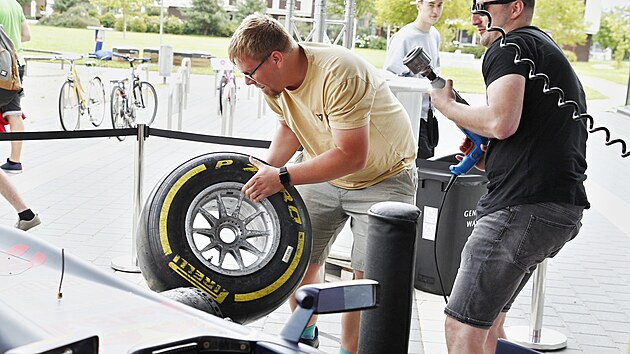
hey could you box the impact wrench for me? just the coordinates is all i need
[402,46,488,177]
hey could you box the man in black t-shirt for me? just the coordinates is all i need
[429,1,589,353]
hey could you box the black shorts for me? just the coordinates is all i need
[0,63,25,120]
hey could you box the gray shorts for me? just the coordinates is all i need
[445,202,584,328]
[296,167,417,271]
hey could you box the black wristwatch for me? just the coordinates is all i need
[279,166,291,187]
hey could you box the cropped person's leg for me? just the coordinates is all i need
[1,92,24,173]
[291,181,347,348]
[6,113,24,162]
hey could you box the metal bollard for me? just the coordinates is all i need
[359,201,421,354]
[110,124,146,273]
[180,58,192,109]
[257,89,267,119]
[138,63,150,82]
[505,259,567,350]
[167,77,182,130]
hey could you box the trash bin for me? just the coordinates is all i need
[414,155,488,295]
[158,45,174,78]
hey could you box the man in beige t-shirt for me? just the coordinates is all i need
[229,14,416,353]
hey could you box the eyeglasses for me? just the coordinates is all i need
[243,54,270,82]
[472,0,516,11]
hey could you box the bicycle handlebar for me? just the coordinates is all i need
[50,54,84,63]
[112,52,152,63]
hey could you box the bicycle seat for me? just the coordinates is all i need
[85,61,96,67]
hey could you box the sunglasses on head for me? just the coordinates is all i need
[472,0,516,11]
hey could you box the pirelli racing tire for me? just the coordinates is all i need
[137,152,312,324]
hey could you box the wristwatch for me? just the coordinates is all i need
[279,166,291,188]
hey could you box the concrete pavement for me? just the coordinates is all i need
[3,59,630,353]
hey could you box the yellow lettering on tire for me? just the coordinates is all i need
[215,160,233,169]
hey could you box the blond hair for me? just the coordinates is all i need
[228,14,296,63]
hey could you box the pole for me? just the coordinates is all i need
[160,0,166,85]
[342,0,355,49]
[285,0,295,36]
[313,0,326,43]
[159,0,164,47]
[505,259,567,350]
[110,125,145,273]
[625,65,630,106]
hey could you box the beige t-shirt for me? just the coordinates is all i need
[265,42,416,189]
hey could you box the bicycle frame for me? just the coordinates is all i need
[110,54,157,139]
[111,61,147,118]
[67,60,87,111]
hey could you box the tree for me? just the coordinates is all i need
[91,0,154,38]
[593,6,630,65]
[327,0,374,19]
[184,0,231,36]
[234,0,267,23]
[532,0,587,48]
[54,0,91,12]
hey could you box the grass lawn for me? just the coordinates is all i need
[26,24,626,100]
[572,60,630,86]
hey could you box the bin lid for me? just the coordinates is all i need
[417,156,488,184]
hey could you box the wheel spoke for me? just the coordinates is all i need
[228,249,246,270]
[242,210,263,226]
[198,206,218,226]
[193,227,215,238]
[217,247,228,267]
[244,229,270,239]
[215,194,228,219]
[199,238,220,253]
[238,241,263,257]
[232,193,245,218]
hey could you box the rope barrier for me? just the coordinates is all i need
[0,126,271,149]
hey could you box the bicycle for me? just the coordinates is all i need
[110,53,158,141]
[57,54,106,131]
[210,57,237,136]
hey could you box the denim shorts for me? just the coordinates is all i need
[444,202,584,328]
[296,166,417,272]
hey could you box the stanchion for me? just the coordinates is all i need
[505,259,567,350]
[358,201,421,354]
[111,124,146,273]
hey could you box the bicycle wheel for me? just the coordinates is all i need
[58,80,81,131]
[110,86,127,141]
[134,81,158,126]
[87,76,106,127]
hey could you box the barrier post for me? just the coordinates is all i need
[181,58,192,109]
[358,201,421,353]
[167,84,174,130]
[110,124,146,273]
[505,259,567,350]
[138,63,150,82]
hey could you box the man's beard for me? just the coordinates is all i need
[480,31,500,48]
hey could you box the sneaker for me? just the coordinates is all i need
[1,159,22,174]
[298,327,320,348]
[15,214,41,231]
